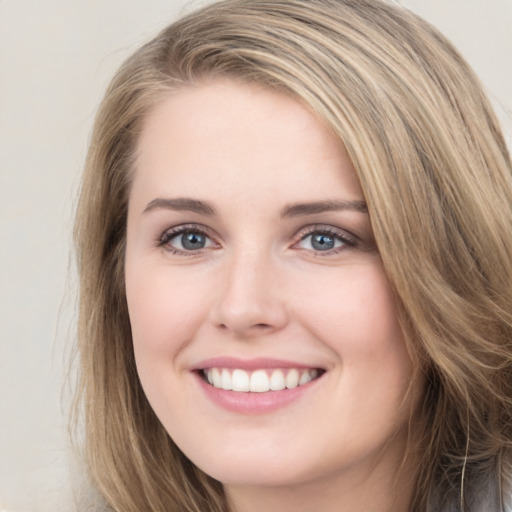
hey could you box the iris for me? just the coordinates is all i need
[181,232,206,250]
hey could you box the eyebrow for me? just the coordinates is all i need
[143,197,368,217]
[143,197,216,215]
[280,199,368,217]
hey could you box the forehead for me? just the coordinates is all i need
[136,80,342,160]
[131,79,363,211]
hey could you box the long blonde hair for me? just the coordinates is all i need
[73,0,512,510]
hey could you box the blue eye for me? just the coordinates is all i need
[159,227,215,253]
[310,233,337,250]
[296,228,354,253]
[179,232,207,250]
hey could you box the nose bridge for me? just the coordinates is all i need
[212,244,287,337]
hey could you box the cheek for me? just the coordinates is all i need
[125,264,205,420]
[295,261,403,352]
[294,262,413,413]
[126,262,205,346]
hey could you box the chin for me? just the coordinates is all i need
[200,462,315,489]
[186,441,347,490]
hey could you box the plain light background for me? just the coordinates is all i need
[1,1,510,511]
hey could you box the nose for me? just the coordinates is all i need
[210,249,289,339]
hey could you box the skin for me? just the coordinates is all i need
[125,79,420,511]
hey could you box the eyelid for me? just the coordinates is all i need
[291,224,358,253]
[156,222,360,256]
[157,223,220,255]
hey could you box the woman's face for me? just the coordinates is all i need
[125,80,417,492]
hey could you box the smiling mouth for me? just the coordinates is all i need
[200,367,324,393]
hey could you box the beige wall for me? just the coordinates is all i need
[1,1,510,510]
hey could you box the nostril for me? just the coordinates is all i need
[217,322,271,330]
[215,321,276,338]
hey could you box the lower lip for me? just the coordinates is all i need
[193,372,322,414]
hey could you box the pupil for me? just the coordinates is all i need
[312,233,334,250]
[182,232,205,250]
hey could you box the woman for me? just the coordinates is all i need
[73,0,512,510]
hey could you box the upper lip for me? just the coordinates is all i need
[191,357,326,371]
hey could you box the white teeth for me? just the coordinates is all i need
[203,367,320,392]
[269,369,286,391]
[299,368,318,385]
[221,369,232,390]
[250,370,270,393]
[232,369,250,392]
[285,368,300,389]
[212,368,222,388]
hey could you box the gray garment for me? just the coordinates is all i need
[427,485,511,512]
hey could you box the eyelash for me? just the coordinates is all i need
[157,224,215,255]
[293,225,357,255]
[157,224,357,256]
